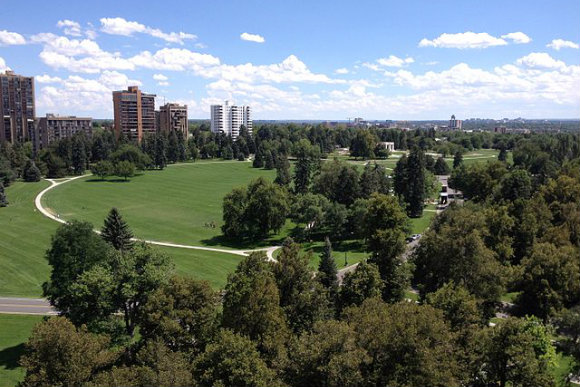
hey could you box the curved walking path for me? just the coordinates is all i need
[35,175,280,260]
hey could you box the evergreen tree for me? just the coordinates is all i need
[176,130,188,161]
[264,150,275,169]
[23,159,41,182]
[434,156,450,175]
[154,133,167,169]
[392,154,408,198]
[101,207,134,251]
[498,146,508,162]
[317,237,338,294]
[253,150,264,168]
[274,156,291,186]
[166,130,179,163]
[406,147,426,217]
[453,151,464,169]
[0,181,7,207]
[71,135,87,175]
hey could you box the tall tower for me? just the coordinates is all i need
[112,86,156,143]
[210,100,252,139]
[0,70,36,143]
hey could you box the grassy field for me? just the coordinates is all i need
[42,161,286,249]
[0,182,56,297]
[0,314,43,387]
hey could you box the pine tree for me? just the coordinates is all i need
[0,182,7,207]
[23,159,41,182]
[167,130,179,163]
[154,133,167,169]
[498,147,508,162]
[71,135,87,175]
[101,207,134,251]
[406,147,426,218]
[434,156,450,175]
[318,237,338,293]
[252,150,264,168]
[274,156,291,186]
[453,151,464,169]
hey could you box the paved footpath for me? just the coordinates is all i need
[0,297,55,315]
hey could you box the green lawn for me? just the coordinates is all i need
[43,161,286,249]
[299,240,367,269]
[0,182,56,297]
[0,314,42,387]
[409,210,436,234]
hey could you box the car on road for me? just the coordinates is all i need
[406,234,422,243]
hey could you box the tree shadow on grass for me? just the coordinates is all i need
[201,232,293,250]
[0,343,25,370]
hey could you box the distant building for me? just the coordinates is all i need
[210,100,252,139]
[159,103,188,136]
[112,86,156,143]
[35,114,92,150]
[0,70,36,143]
[449,114,463,130]
[380,141,395,152]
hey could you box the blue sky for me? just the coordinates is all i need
[1,0,579,119]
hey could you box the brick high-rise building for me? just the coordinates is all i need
[449,114,463,131]
[35,114,92,150]
[159,103,188,136]
[112,86,156,143]
[0,70,36,143]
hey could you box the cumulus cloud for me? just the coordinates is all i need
[501,32,532,44]
[516,52,566,69]
[36,74,63,83]
[547,39,579,50]
[419,32,507,49]
[0,30,26,45]
[100,17,196,44]
[240,32,265,43]
[153,73,168,81]
[57,20,82,36]
[335,68,349,74]
[0,57,10,72]
[364,55,414,70]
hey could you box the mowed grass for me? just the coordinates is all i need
[43,161,283,249]
[0,314,43,387]
[0,182,56,297]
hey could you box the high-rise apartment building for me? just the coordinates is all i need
[449,114,463,131]
[35,114,92,150]
[112,86,156,143]
[210,100,252,139]
[159,103,188,136]
[0,70,36,143]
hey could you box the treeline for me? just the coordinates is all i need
[19,208,564,387]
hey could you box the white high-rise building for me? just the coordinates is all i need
[210,100,252,139]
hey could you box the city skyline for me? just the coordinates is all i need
[0,1,579,120]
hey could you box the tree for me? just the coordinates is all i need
[363,193,410,302]
[498,146,508,162]
[140,276,219,354]
[343,299,461,387]
[274,156,291,186]
[406,146,426,217]
[41,151,67,178]
[317,237,338,296]
[272,238,331,333]
[154,133,167,169]
[192,330,282,387]
[19,317,115,387]
[101,207,134,251]
[23,159,41,182]
[166,130,179,163]
[43,221,110,321]
[350,130,377,159]
[285,320,370,387]
[517,243,580,320]
[115,160,135,181]
[0,181,7,207]
[480,317,556,387]
[453,151,463,169]
[392,154,408,199]
[339,262,384,309]
[293,139,320,194]
[434,156,450,175]
[359,162,390,198]
[252,150,264,168]
[222,252,289,362]
[72,134,87,175]
[90,160,113,180]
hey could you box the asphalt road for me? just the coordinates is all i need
[0,297,56,315]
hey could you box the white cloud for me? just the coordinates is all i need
[153,73,168,81]
[501,32,532,44]
[129,48,220,71]
[516,52,566,69]
[57,20,82,37]
[335,68,349,74]
[419,32,507,49]
[37,71,141,115]
[36,74,63,83]
[547,39,579,50]
[240,32,265,43]
[0,57,10,72]
[0,30,26,45]
[100,17,196,44]
[373,55,414,68]
[158,81,170,86]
